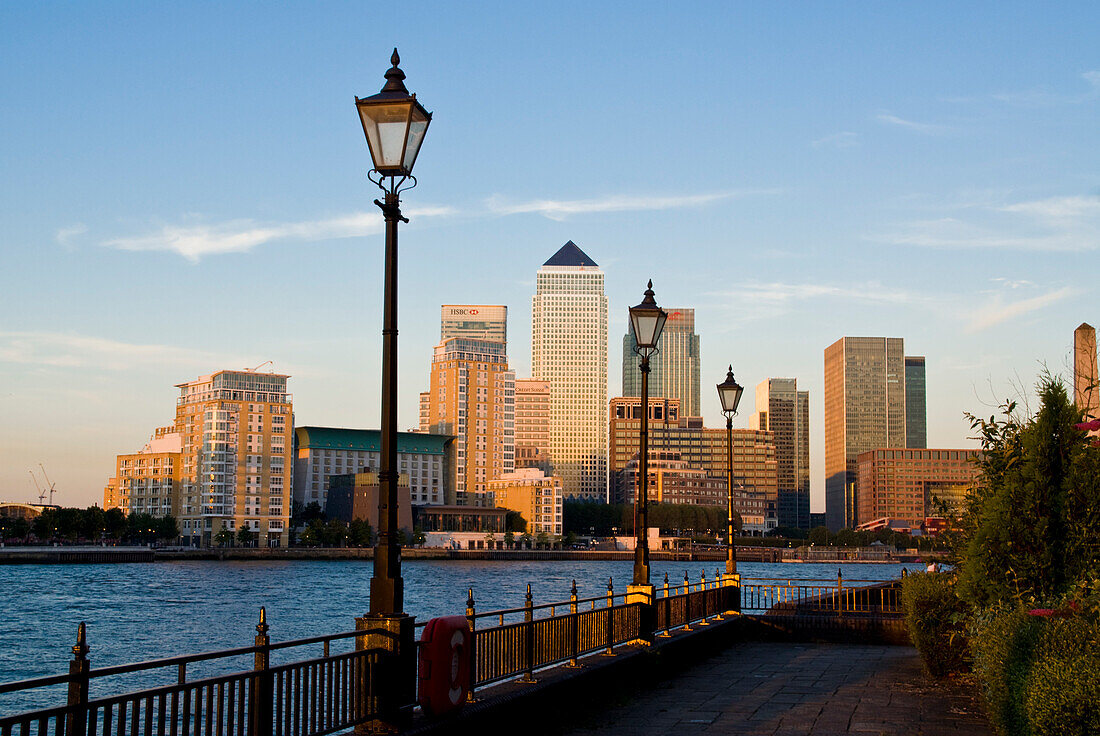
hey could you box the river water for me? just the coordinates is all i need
[0,559,918,715]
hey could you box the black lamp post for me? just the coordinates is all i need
[717,365,744,575]
[355,49,431,617]
[628,280,667,587]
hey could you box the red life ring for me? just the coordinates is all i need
[417,615,471,716]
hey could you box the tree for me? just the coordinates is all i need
[156,515,179,542]
[564,531,577,548]
[214,528,235,547]
[349,519,373,547]
[236,525,257,547]
[536,531,549,549]
[412,526,426,547]
[504,529,515,548]
[505,511,528,533]
[959,375,1100,606]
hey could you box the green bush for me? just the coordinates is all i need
[901,572,969,677]
[1024,616,1100,736]
[971,608,1042,735]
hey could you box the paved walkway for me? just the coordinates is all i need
[560,642,991,736]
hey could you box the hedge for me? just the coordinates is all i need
[901,571,969,677]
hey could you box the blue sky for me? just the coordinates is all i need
[2,2,1098,510]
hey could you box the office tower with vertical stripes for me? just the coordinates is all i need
[531,241,608,501]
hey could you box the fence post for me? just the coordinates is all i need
[65,622,90,736]
[522,584,536,683]
[568,580,580,667]
[682,571,693,631]
[713,567,724,620]
[603,578,616,656]
[698,571,711,625]
[837,568,844,613]
[249,607,272,736]
[465,588,477,702]
[658,573,671,638]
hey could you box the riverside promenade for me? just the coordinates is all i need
[562,641,991,736]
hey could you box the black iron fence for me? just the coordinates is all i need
[2,572,904,734]
[740,571,903,615]
[0,610,386,736]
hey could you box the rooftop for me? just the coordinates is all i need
[543,240,597,267]
[295,427,453,455]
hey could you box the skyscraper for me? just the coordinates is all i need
[752,378,810,530]
[440,305,507,344]
[422,337,515,505]
[531,241,608,501]
[905,356,927,449]
[824,337,907,530]
[622,307,701,417]
[1075,323,1098,422]
[514,378,552,473]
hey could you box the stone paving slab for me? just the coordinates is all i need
[559,642,991,736]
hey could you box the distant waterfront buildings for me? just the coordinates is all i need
[420,337,515,504]
[608,397,681,504]
[1075,322,1098,422]
[103,429,181,519]
[608,397,778,531]
[440,305,507,344]
[292,426,454,508]
[102,369,294,547]
[751,379,810,530]
[824,338,908,531]
[905,357,927,449]
[325,470,413,530]
[531,241,608,501]
[488,468,563,536]
[622,307,701,418]
[856,447,982,528]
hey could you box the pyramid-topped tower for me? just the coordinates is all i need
[531,241,608,500]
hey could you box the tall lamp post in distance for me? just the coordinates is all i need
[353,49,431,729]
[628,280,667,593]
[717,365,744,576]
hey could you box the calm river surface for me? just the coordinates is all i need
[0,559,919,714]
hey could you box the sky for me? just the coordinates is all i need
[2,2,1098,511]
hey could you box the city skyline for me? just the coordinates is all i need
[3,3,1099,512]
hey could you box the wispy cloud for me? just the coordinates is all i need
[103,207,456,261]
[989,70,1100,107]
[811,131,858,149]
[875,113,950,135]
[484,190,778,221]
[871,194,1100,252]
[56,224,87,247]
[0,331,249,371]
[967,287,1077,332]
[716,281,919,306]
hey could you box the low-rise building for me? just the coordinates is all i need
[325,471,413,531]
[856,447,982,527]
[294,427,455,508]
[488,468,563,536]
[103,430,182,518]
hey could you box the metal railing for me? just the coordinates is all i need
[0,609,387,736]
[2,572,904,734]
[463,568,737,699]
[740,570,902,615]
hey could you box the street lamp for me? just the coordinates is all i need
[628,280,667,588]
[355,49,431,617]
[717,365,744,575]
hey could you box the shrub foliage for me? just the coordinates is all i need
[901,572,969,677]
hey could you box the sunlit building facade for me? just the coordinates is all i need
[531,241,608,501]
[824,337,907,530]
[422,337,515,505]
[488,468,563,536]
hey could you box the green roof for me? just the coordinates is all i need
[295,426,453,455]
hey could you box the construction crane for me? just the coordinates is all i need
[29,470,45,504]
[245,360,273,373]
[38,464,57,506]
